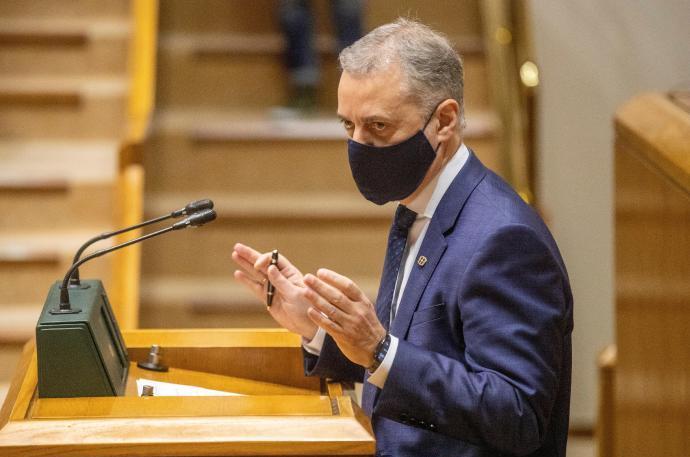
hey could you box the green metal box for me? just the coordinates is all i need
[35,280,129,398]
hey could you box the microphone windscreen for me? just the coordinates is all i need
[187,209,217,227]
[185,199,214,214]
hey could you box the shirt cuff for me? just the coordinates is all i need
[366,335,399,388]
[302,327,327,356]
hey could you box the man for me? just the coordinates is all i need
[232,19,573,457]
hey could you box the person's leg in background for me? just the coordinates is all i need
[278,0,318,112]
[331,0,364,52]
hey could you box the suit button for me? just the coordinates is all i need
[429,423,436,431]
[418,420,426,428]
[409,417,418,425]
[399,413,409,424]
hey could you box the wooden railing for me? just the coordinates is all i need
[479,0,538,204]
[110,0,159,329]
[126,0,159,143]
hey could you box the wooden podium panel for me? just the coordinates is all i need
[0,329,375,456]
[614,93,690,457]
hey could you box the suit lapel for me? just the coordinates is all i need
[390,151,487,339]
[390,225,446,338]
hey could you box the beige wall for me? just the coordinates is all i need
[530,1,690,426]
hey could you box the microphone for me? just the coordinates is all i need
[69,199,214,286]
[54,209,217,314]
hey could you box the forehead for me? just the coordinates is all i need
[337,66,417,119]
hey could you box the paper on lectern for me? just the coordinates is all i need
[136,378,244,397]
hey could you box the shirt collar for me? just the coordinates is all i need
[405,143,470,219]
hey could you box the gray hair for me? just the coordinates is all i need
[339,18,465,127]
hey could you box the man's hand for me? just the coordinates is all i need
[303,268,387,368]
[231,243,318,340]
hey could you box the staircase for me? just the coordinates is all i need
[0,0,136,401]
[141,0,501,328]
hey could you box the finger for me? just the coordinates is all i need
[304,273,354,314]
[316,268,366,303]
[233,243,262,264]
[304,285,345,324]
[307,306,344,336]
[231,251,265,282]
[234,270,265,299]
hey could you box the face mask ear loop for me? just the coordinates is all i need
[422,100,445,131]
[423,101,445,155]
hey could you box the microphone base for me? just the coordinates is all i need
[137,361,169,372]
[37,279,129,398]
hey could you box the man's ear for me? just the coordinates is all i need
[436,99,459,141]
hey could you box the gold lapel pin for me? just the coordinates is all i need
[417,255,428,267]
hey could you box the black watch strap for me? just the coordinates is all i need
[368,333,391,373]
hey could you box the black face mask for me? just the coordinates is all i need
[346,109,440,205]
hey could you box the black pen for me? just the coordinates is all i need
[266,249,279,306]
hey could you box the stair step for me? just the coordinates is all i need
[0,182,116,231]
[146,192,392,221]
[0,1,130,19]
[144,109,501,195]
[0,231,114,305]
[0,76,127,103]
[141,213,391,279]
[141,275,381,312]
[0,19,130,76]
[0,77,127,138]
[0,140,118,231]
[0,140,118,183]
[0,18,130,44]
[0,304,42,344]
[158,0,482,37]
[0,231,114,263]
[160,31,483,58]
[155,43,488,111]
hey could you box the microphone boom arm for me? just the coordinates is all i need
[58,225,176,310]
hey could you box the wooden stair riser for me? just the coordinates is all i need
[0,1,129,19]
[145,136,356,195]
[144,135,499,195]
[156,49,488,111]
[141,217,390,279]
[0,184,115,231]
[159,0,482,37]
[0,258,112,305]
[0,36,129,76]
[0,97,126,138]
[156,50,335,110]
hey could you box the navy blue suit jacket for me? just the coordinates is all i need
[304,152,573,456]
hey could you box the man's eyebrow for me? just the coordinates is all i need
[336,113,395,123]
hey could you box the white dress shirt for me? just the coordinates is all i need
[304,143,471,388]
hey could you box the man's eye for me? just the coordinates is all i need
[372,122,386,131]
[341,120,354,130]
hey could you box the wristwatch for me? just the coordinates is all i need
[368,333,391,373]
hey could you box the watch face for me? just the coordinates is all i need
[369,334,390,372]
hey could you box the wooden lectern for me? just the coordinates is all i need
[0,329,375,456]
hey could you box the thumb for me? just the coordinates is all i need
[267,264,299,296]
